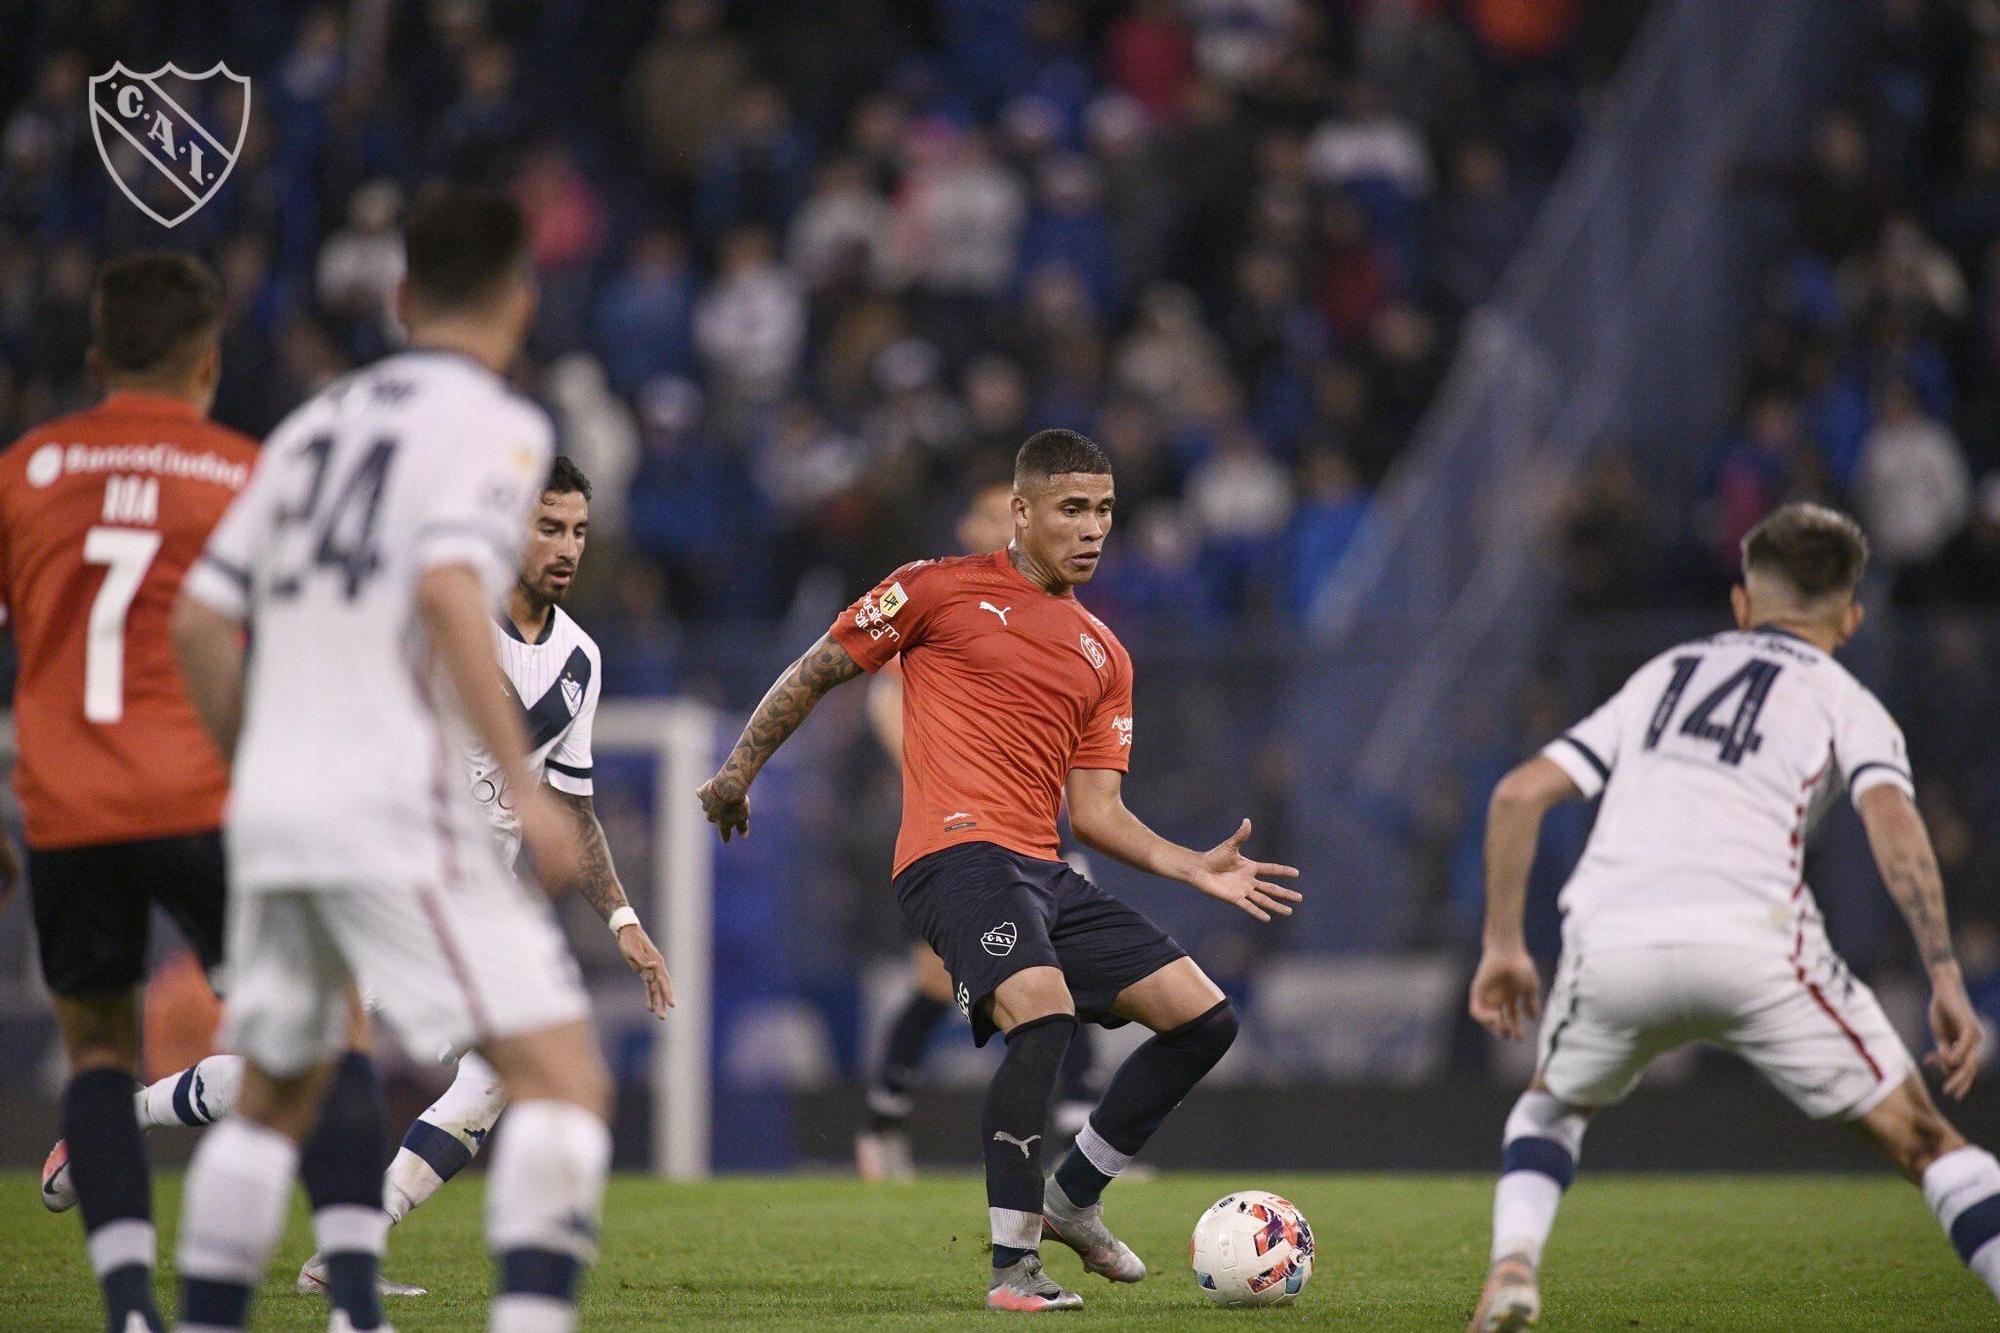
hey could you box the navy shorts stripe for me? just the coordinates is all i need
[401,1119,475,1182]
[501,1247,581,1299]
[1951,1194,2000,1263]
[1557,735,1611,783]
[1502,1135,1576,1189]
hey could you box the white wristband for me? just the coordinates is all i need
[607,906,640,934]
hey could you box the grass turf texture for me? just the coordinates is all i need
[2,1171,1990,1329]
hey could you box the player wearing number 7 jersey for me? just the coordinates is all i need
[1467,503,2000,1331]
[0,253,255,1332]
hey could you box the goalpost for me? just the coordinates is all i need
[592,698,718,1180]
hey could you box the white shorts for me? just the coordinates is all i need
[223,875,589,1078]
[1537,929,1910,1122]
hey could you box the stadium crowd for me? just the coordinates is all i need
[0,0,1642,637]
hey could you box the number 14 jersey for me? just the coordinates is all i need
[1542,626,1914,951]
[183,350,553,892]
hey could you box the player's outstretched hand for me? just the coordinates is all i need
[1925,962,1984,1101]
[518,786,583,893]
[1190,818,1302,923]
[618,921,674,1018]
[1469,944,1542,1041]
[697,771,751,842]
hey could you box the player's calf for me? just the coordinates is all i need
[485,1099,610,1333]
[1488,1089,1588,1270]
[299,1052,392,1331]
[1051,1000,1236,1211]
[1861,1077,2000,1301]
[62,1064,162,1331]
[984,1012,1078,1281]
[385,1051,509,1221]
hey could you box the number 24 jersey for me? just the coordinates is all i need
[183,350,553,892]
[1542,626,1913,950]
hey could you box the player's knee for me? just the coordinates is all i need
[1502,1090,1589,1188]
[1163,999,1238,1067]
[53,994,141,1069]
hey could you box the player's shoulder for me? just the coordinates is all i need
[878,550,1001,605]
[550,605,601,665]
[1075,600,1131,666]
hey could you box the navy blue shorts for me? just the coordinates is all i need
[28,831,227,997]
[894,841,1187,1046]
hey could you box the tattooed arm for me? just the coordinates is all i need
[1858,784,1982,1099]
[553,788,672,1017]
[697,632,865,841]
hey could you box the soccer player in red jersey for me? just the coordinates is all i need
[699,429,1301,1312]
[0,253,256,1332]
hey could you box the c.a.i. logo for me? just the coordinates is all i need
[90,62,249,228]
[981,921,1018,956]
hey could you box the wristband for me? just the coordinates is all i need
[607,906,640,934]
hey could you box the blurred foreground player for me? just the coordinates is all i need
[0,253,256,1332]
[170,188,608,1333]
[856,479,1100,1181]
[700,429,1301,1311]
[57,457,673,1302]
[1467,504,2000,1330]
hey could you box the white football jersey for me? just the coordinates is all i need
[470,605,601,865]
[1543,626,1914,951]
[184,349,553,892]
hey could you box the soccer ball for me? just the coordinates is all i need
[1190,1190,1315,1307]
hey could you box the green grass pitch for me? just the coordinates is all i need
[2,1171,1992,1328]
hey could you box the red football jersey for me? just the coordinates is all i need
[0,393,257,849]
[830,549,1134,875]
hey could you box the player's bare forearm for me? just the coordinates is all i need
[712,635,862,795]
[1858,785,1957,972]
[555,789,628,922]
[1482,757,1580,949]
[171,594,246,760]
[417,565,534,792]
[1066,768,1301,922]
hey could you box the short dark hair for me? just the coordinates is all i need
[403,186,528,311]
[1741,502,1869,600]
[545,454,591,501]
[92,251,223,377]
[1014,428,1112,488]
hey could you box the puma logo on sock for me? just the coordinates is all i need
[993,1131,1041,1158]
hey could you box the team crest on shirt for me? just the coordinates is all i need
[981,921,1018,956]
[1078,632,1107,671]
[560,672,584,717]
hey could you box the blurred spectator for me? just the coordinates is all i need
[1285,450,1370,620]
[695,84,815,244]
[1857,376,1973,578]
[1104,0,1196,124]
[788,157,894,296]
[694,226,807,417]
[625,0,749,191]
[595,229,699,397]
[314,178,404,359]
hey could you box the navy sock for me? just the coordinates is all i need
[1056,1022,1098,1108]
[1056,1001,1237,1208]
[869,993,951,1132]
[983,1014,1076,1268]
[301,1053,388,1330]
[64,1067,161,1331]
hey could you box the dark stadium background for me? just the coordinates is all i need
[0,0,1995,1172]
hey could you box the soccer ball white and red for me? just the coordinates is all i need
[1190,1190,1315,1307]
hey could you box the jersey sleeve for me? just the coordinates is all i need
[411,402,555,602]
[1071,639,1134,772]
[1541,679,1630,800]
[828,561,939,672]
[545,647,599,797]
[183,453,279,621]
[1834,683,1915,805]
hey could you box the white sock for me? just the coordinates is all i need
[386,1052,509,1222]
[1924,1145,2000,1299]
[1492,1091,1588,1266]
[487,1099,610,1333]
[989,1207,1042,1252]
[176,1117,300,1327]
[136,1055,245,1129]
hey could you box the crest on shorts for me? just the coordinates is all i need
[90,62,250,228]
[981,921,1018,956]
